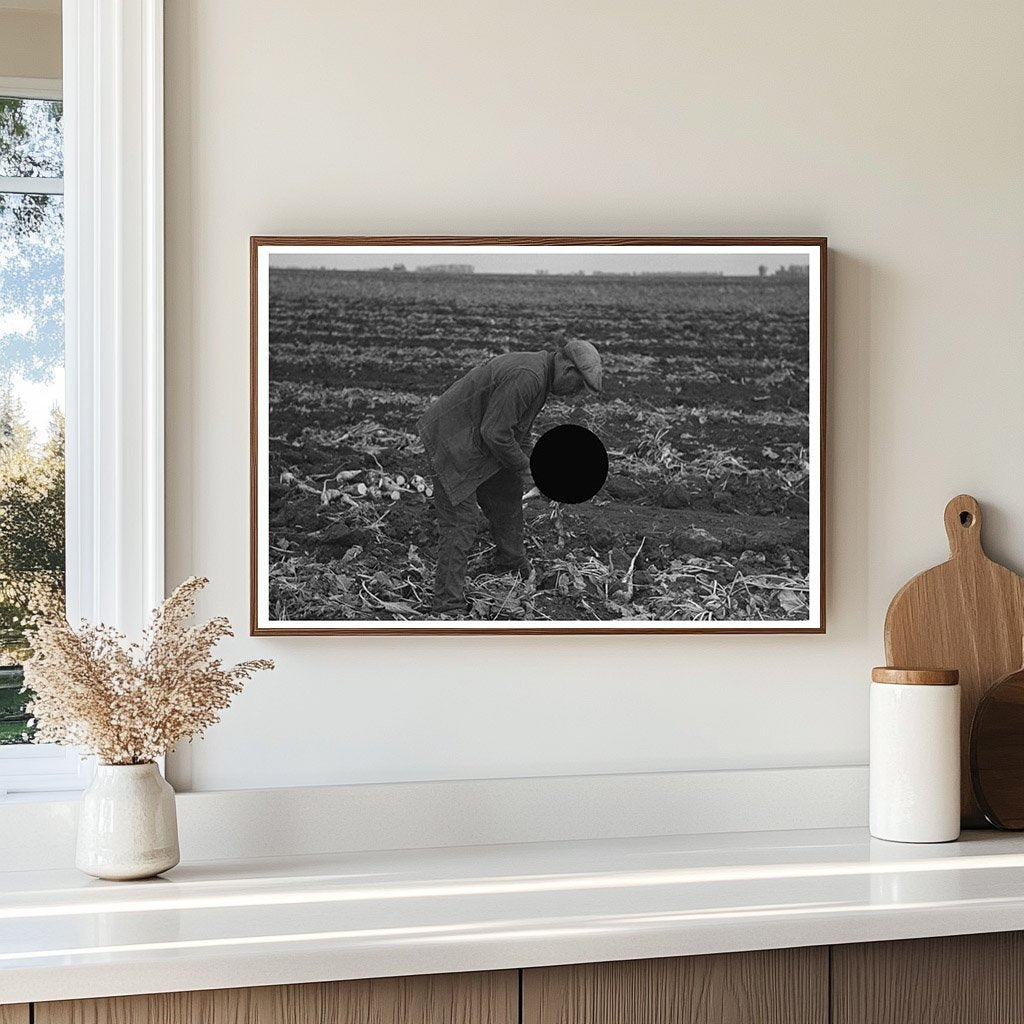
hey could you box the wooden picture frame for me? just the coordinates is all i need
[251,237,826,635]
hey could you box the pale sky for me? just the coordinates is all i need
[0,307,63,444]
[271,250,810,277]
[15,367,63,442]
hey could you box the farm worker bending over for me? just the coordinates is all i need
[418,339,603,615]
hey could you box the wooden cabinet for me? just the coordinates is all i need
[34,971,517,1024]
[14,933,1024,1024]
[522,948,828,1024]
[832,932,1024,1024]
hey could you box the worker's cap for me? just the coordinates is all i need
[562,338,603,394]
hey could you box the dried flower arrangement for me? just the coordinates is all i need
[23,577,273,765]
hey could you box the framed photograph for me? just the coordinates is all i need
[251,237,826,635]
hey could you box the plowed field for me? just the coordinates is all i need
[266,269,813,623]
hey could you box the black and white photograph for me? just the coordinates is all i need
[251,238,825,634]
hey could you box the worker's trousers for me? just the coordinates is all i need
[431,467,528,613]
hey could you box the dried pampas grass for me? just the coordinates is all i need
[23,577,273,765]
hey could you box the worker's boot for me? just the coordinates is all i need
[472,556,533,579]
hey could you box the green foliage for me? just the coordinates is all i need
[0,395,64,743]
[0,664,29,743]
[0,392,65,662]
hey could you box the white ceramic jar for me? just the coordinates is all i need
[76,762,180,880]
[870,667,960,843]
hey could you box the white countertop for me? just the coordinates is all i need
[4,826,1024,1005]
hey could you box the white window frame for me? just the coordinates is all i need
[0,0,164,797]
[0,75,83,795]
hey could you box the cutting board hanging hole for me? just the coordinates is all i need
[944,494,982,556]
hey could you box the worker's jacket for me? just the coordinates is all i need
[418,351,555,504]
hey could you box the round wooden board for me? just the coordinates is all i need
[971,663,1024,829]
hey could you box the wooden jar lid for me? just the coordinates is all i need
[871,667,960,686]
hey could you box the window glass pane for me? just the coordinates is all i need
[0,98,63,179]
[0,187,65,744]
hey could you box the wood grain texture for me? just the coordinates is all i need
[884,494,1024,826]
[0,1006,30,1024]
[832,932,1024,1024]
[522,948,828,1024]
[970,656,1024,827]
[871,667,959,686]
[36,971,517,1024]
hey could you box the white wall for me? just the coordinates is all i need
[163,1,1024,792]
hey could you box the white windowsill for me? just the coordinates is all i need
[0,745,94,798]
[0,789,84,804]
[0,765,869,867]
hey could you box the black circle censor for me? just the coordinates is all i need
[530,424,609,504]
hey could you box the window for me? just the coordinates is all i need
[0,5,166,798]
[0,88,66,737]
[0,79,81,794]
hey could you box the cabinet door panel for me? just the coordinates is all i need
[832,932,1024,1024]
[523,948,827,1024]
[0,1007,29,1024]
[36,970,517,1024]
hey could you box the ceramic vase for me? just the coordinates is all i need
[76,762,180,880]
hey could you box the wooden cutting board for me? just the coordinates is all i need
[884,494,1024,826]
